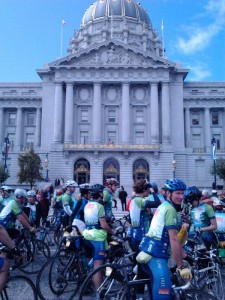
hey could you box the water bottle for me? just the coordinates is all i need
[39,229,45,240]
[88,258,94,268]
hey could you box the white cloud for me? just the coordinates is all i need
[186,64,211,81]
[176,0,225,55]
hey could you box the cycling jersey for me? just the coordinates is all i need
[127,196,161,249]
[0,199,22,229]
[0,196,14,213]
[103,188,113,219]
[139,200,178,259]
[62,193,75,214]
[189,203,215,233]
[83,201,107,241]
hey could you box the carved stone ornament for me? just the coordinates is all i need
[73,46,157,67]
[77,87,92,103]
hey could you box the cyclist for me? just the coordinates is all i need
[23,190,42,228]
[0,188,36,237]
[103,178,118,222]
[69,184,91,225]
[138,178,192,300]
[0,186,14,213]
[185,186,217,250]
[0,224,23,292]
[62,180,78,226]
[52,187,66,225]
[127,178,161,300]
[83,184,115,289]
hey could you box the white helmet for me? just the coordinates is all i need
[1,185,13,192]
[65,180,78,188]
[14,189,27,199]
[27,190,36,197]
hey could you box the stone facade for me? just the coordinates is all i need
[1,0,225,193]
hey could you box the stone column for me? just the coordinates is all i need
[92,82,102,144]
[204,108,211,149]
[184,108,191,147]
[150,82,159,143]
[15,108,23,149]
[0,108,3,144]
[64,83,74,143]
[161,82,171,143]
[53,83,64,143]
[34,108,41,147]
[121,82,130,144]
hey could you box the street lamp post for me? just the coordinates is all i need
[44,153,49,182]
[172,157,176,179]
[211,137,217,189]
[2,134,10,183]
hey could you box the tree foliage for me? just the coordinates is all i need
[210,158,225,181]
[17,149,44,188]
[0,164,9,184]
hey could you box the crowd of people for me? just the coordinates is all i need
[0,178,225,299]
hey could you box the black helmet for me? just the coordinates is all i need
[184,186,201,203]
[90,184,105,199]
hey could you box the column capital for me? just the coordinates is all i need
[161,81,170,86]
[93,82,102,86]
[122,81,130,85]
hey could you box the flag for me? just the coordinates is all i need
[161,19,164,31]
[62,19,66,26]
[211,143,216,160]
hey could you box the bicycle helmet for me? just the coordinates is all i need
[105,178,118,187]
[27,190,36,197]
[1,185,13,192]
[164,178,186,191]
[151,182,158,193]
[65,180,78,188]
[90,184,105,199]
[79,183,91,196]
[183,186,201,203]
[14,188,27,199]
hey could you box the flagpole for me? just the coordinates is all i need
[60,19,66,58]
[161,18,164,57]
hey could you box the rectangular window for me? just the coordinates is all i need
[7,133,15,150]
[214,134,221,149]
[8,113,16,125]
[80,131,88,144]
[107,131,116,144]
[81,110,88,122]
[27,113,35,125]
[26,133,34,148]
[192,134,201,148]
[108,110,116,123]
[136,110,144,123]
[192,114,199,125]
[212,113,219,125]
[135,131,144,144]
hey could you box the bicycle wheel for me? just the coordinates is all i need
[2,275,37,300]
[181,289,217,299]
[78,264,126,300]
[36,254,83,300]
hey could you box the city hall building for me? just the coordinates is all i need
[1,0,225,192]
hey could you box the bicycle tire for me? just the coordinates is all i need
[180,289,217,299]
[78,264,126,300]
[36,254,82,300]
[2,275,38,300]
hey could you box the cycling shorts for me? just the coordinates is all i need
[89,240,106,261]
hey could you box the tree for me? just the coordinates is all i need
[210,158,225,187]
[0,164,9,185]
[17,149,44,188]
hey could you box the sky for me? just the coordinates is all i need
[0,0,225,82]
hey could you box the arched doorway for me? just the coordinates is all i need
[103,158,120,185]
[133,159,149,182]
[74,158,90,185]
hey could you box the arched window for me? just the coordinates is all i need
[74,158,90,185]
[133,159,149,182]
[103,158,120,185]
